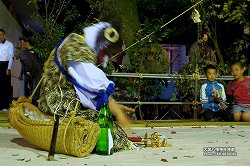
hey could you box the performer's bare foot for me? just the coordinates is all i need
[109,101,135,127]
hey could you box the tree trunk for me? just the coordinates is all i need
[211,36,224,65]
[87,0,140,52]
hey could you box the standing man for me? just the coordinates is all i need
[18,37,43,106]
[0,28,14,111]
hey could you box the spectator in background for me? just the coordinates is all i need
[226,62,250,122]
[15,37,43,105]
[0,28,14,111]
[15,37,32,97]
[14,37,26,79]
[200,64,233,121]
[188,31,217,67]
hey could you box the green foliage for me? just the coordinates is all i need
[218,0,248,24]
[175,64,194,96]
[140,17,171,43]
[137,0,196,44]
[26,0,249,102]
[99,62,115,75]
[87,0,140,48]
[87,0,250,101]
[127,17,171,73]
[85,0,171,101]
[186,0,249,65]
[219,1,249,62]
[30,17,65,61]
[28,0,81,61]
[72,22,92,34]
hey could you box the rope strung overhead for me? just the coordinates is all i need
[97,0,205,67]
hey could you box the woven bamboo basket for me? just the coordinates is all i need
[9,96,100,157]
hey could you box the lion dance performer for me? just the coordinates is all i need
[39,22,135,153]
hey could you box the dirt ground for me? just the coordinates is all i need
[0,124,250,166]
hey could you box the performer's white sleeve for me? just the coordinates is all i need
[67,61,114,110]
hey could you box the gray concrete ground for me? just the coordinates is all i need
[0,126,250,166]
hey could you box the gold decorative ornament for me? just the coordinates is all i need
[150,132,161,148]
[104,27,119,43]
[128,132,172,148]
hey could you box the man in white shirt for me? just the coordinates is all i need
[0,28,14,111]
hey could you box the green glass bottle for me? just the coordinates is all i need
[96,101,114,155]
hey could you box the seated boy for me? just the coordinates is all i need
[226,62,250,121]
[200,64,233,121]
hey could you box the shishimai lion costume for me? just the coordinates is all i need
[9,22,134,157]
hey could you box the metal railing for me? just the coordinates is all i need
[110,73,234,80]
[108,72,234,120]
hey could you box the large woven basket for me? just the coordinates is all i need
[9,97,100,157]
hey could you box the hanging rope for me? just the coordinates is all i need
[28,74,44,102]
[30,0,204,98]
[97,0,205,67]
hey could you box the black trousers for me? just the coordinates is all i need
[0,62,12,109]
[203,109,234,122]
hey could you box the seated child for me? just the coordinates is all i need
[200,64,233,121]
[226,62,250,122]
